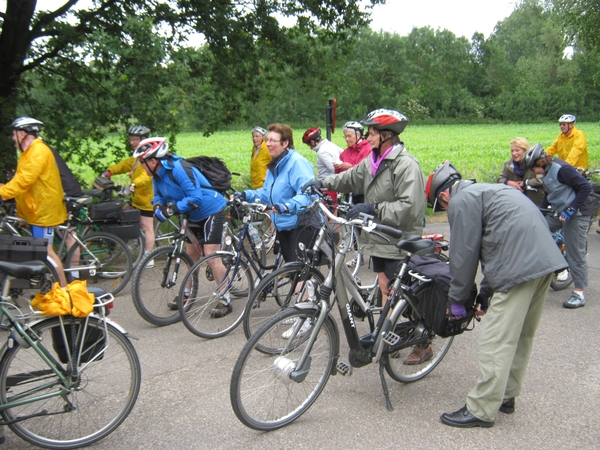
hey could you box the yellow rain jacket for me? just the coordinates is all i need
[546,126,588,170]
[250,141,272,189]
[0,138,67,226]
[107,156,154,211]
[31,280,94,318]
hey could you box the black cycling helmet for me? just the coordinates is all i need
[12,117,43,135]
[522,143,546,170]
[425,161,462,212]
[127,125,150,138]
[361,109,409,135]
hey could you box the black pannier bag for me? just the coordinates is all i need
[408,256,477,338]
[52,322,106,364]
[100,208,141,240]
[89,200,125,222]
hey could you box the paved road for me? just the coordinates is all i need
[4,221,600,449]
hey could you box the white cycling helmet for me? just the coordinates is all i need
[558,114,576,124]
[133,137,169,160]
[12,117,43,135]
[252,126,267,137]
[342,121,364,135]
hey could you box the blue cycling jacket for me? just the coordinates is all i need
[152,155,226,221]
[244,149,315,231]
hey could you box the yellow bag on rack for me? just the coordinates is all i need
[31,280,94,318]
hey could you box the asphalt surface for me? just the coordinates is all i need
[3,220,600,449]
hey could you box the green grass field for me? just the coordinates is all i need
[93,122,600,192]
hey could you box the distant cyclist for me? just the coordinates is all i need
[0,117,68,286]
[134,137,231,317]
[102,125,155,260]
[334,120,372,204]
[545,114,588,170]
[250,126,272,189]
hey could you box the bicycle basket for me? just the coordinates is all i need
[52,322,106,364]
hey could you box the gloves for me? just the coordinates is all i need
[560,206,576,221]
[101,171,112,178]
[475,294,489,312]
[302,179,323,193]
[347,203,376,220]
[232,191,246,204]
[272,203,289,214]
[450,302,467,319]
[122,184,134,196]
[154,204,169,222]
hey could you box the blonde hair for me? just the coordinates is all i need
[509,137,530,151]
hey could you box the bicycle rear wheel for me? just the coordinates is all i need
[131,246,194,326]
[178,253,252,339]
[384,286,453,383]
[64,232,133,295]
[230,307,338,431]
[242,263,325,340]
[0,316,141,449]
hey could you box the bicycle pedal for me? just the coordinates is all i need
[336,361,352,376]
[382,331,400,346]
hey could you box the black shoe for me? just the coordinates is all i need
[168,294,189,311]
[210,299,232,318]
[440,405,494,428]
[499,397,515,414]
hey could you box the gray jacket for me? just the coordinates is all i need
[322,144,426,260]
[447,180,567,302]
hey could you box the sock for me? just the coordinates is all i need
[575,291,584,300]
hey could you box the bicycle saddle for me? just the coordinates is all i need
[395,238,436,255]
[0,260,48,279]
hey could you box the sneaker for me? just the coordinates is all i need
[282,317,297,325]
[556,269,569,282]
[281,319,312,339]
[563,292,585,309]
[346,257,358,268]
[210,299,232,318]
[168,293,189,310]
[146,259,155,269]
[402,344,433,365]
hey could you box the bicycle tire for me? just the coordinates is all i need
[64,231,133,295]
[126,234,145,268]
[230,307,338,431]
[242,263,325,340]
[384,284,454,383]
[178,253,253,339]
[550,267,573,290]
[0,316,141,449]
[131,245,194,326]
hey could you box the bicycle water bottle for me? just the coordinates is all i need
[248,224,262,249]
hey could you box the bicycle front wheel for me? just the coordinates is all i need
[64,232,133,295]
[0,316,141,449]
[242,263,325,340]
[230,307,338,431]
[384,286,453,383]
[179,253,252,339]
[131,246,194,326]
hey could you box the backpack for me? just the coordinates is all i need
[167,156,232,194]
[49,146,84,197]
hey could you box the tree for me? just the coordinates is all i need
[556,0,600,51]
[0,0,382,177]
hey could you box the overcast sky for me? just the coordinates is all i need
[369,0,518,38]
[11,0,519,41]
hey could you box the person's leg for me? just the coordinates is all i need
[139,212,155,252]
[465,278,541,422]
[32,226,67,287]
[563,214,588,291]
[503,274,552,401]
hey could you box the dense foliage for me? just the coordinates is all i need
[1,0,599,178]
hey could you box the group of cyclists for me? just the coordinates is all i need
[0,109,594,430]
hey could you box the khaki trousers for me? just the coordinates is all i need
[466,274,553,421]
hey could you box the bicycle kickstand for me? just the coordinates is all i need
[378,363,393,411]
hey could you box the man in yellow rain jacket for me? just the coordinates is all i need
[0,117,67,286]
[102,125,155,259]
[545,114,588,170]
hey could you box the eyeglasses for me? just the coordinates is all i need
[266,139,282,144]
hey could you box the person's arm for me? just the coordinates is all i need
[0,147,44,200]
[545,137,559,157]
[564,131,588,168]
[106,157,134,176]
[171,166,205,214]
[557,164,592,211]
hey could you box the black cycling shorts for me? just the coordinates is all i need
[188,208,226,245]
[371,256,401,281]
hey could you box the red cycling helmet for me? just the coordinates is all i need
[361,109,409,135]
[133,137,169,160]
[302,127,321,144]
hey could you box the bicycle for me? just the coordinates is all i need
[230,193,457,430]
[176,200,284,339]
[0,260,141,448]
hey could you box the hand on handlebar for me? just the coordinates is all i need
[560,206,576,222]
[302,179,323,194]
[272,203,289,214]
[347,203,376,220]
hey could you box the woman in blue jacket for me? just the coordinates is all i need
[135,137,231,318]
